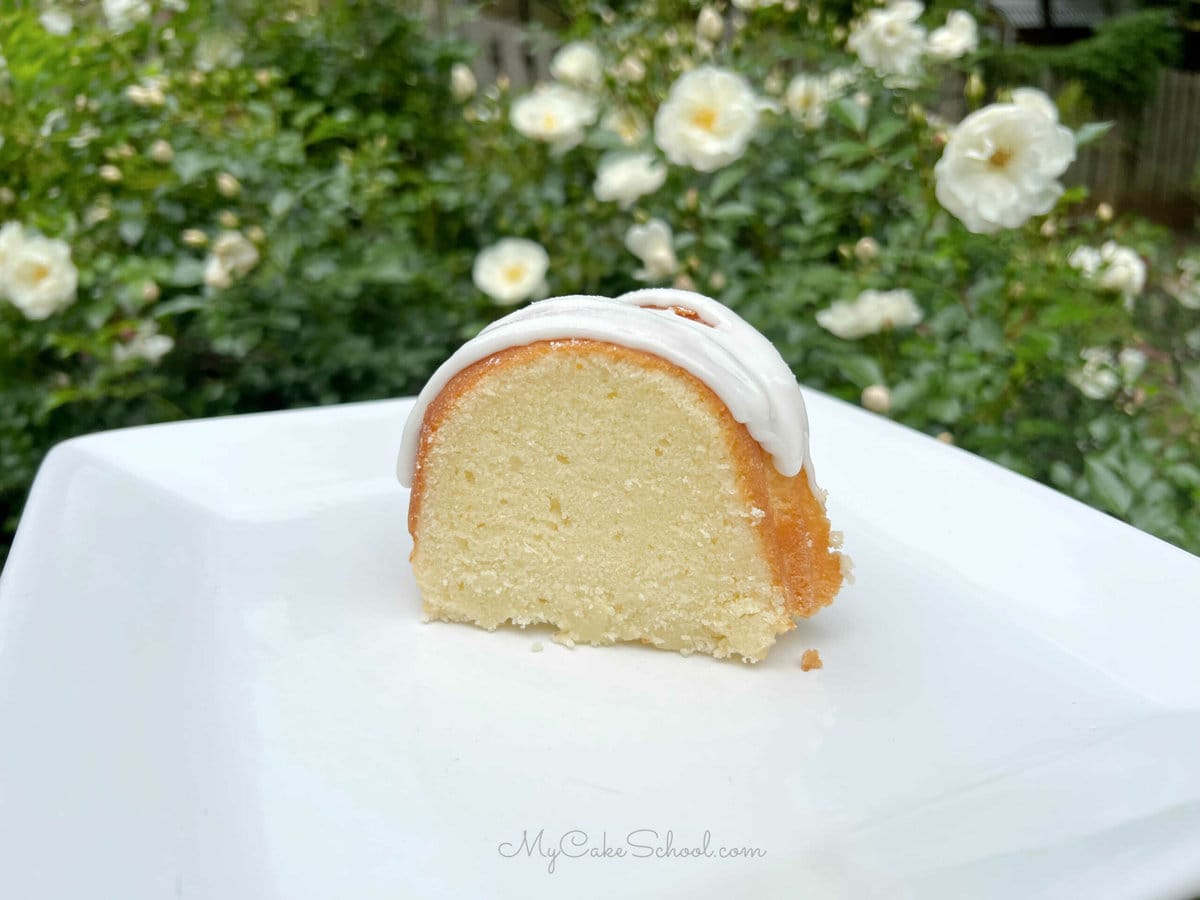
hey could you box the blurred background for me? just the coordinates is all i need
[0,0,1197,563]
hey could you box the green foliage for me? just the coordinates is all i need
[1,0,1198,564]
[983,10,1182,110]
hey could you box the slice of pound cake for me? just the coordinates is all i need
[396,289,847,662]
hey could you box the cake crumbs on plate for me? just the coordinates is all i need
[800,649,823,671]
[531,641,544,653]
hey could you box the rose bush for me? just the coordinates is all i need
[1,0,1198,562]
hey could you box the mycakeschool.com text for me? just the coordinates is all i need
[497,829,767,874]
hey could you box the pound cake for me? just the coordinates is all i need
[396,288,846,662]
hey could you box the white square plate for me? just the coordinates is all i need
[2,391,1199,900]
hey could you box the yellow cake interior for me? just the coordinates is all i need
[408,338,841,662]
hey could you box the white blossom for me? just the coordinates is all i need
[927,10,978,60]
[473,238,549,305]
[1068,245,1102,276]
[847,1,927,79]
[1118,347,1147,383]
[615,55,646,83]
[594,153,667,208]
[697,6,725,42]
[785,75,829,129]
[1097,241,1146,298]
[934,89,1075,234]
[450,63,477,102]
[204,231,260,290]
[625,219,679,282]
[40,8,74,35]
[103,0,150,34]
[114,322,174,364]
[126,77,167,107]
[1165,257,1200,310]
[99,164,123,183]
[0,225,78,320]
[654,66,760,172]
[817,288,923,340]
[195,32,244,72]
[1068,348,1121,400]
[826,67,857,95]
[510,84,598,152]
[861,384,892,413]
[601,108,648,146]
[550,42,603,88]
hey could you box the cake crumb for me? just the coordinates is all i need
[531,642,544,653]
[800,649,823,671]
[552,633,576,649]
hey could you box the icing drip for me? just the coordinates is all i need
[397,288,814,489]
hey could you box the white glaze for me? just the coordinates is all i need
[396,288,814,488]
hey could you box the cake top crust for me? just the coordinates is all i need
[397,288,814,488]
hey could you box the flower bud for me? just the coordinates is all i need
[99,164,123,183]
[854,237,879,263]
[861,384,891,414]
[1096,202,1114,223]
[216,172,241,197]
[697,6,724,43]
[182,228,208,247]
[149,139,174,164]
[450,63,476,101]
[965,72,984,102]
[141,281,161,303]
[218,210,239,229]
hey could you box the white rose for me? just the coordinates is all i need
[103,0,151,34]
[1097,241,1146,297]
[40,8,74,35]
[1165,258,1200,310]
[1068,348,1120,400]
[114,322,175,364]
[625,219,679,282]
[654,66,760,172]
[816,288,923,340]
[472,238,549,305]
[927,10,977,60]
[511,84,598,152]
[1118,347,1146,384]
[550,42,603,88]
[601,108,648,146]
[847,1,927,78]
[1068,245,1101,276]
[826,67,857,96]
[594,153,668,208]
[204,231,260,290]
[2,228,78,320]
[785,75,829,130]
[934,91,1075,234]
[450,63,477,102]
[697,6,725,42]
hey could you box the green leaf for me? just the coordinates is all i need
[867,118,907,148]
[830,97,868,134]
[837,355,886,388]
[1085,457,1133,516]
[708,166,745,203]
[1074,121,1114,148]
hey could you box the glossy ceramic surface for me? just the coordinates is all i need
[2,392,1198,899]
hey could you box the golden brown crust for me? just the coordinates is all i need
[407,339,841,619]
